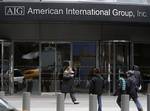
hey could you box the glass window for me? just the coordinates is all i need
[14,42,39,94]
[73,42,96,80]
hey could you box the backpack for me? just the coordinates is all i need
[119,77,126,93]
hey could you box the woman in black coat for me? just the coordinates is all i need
[61,61,79,104]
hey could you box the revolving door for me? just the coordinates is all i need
[99,40,133,94]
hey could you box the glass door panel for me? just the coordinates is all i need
[0,40,12,94]
[40,42,71,92]
[72,42,96,92]
[14,42,39,94]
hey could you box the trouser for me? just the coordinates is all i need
[117,95,143,111]
[132,98,143,111]
[64,92,77,102]
[116,94,121,108]
[97,95,102,111]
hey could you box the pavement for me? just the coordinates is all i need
[3,93,147,111]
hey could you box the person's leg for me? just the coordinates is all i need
[70,92,79,104]
[116,95,121,108]
[97,95,102,111]
[133,98,143,111]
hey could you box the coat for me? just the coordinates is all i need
[61,66,75,93]
[89,74,104,96]
[61,77,74,93]
[126,75,138,99]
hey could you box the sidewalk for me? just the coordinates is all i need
[4,93,147,111]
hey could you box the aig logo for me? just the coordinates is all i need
[5,6,25,16]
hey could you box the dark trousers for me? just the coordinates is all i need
[64,92,77,102]
[116,94,121,108]
[117,94,143,111]
[97,95,102,111]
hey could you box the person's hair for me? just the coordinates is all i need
[93,68,100,74]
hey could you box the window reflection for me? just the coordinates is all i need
[14,42,39,94]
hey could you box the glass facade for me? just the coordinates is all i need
[14,42,40,94]
[0,40,149,94]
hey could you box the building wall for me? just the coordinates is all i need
[0,23,150,42]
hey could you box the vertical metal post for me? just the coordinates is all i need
[57,93,64,111]
[130,42,134,69]
[10,41,14,95]
[96,41,99,68]
[54,43,57,93]
[22,92,30,111]
[89,94,97,111]
[0,91,5,98]
[1,41,4,91]
[113,42,116,94]
[147,94,150,111]
[108,42,111,95]
[121,94,129,111]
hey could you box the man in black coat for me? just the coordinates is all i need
[88,68,104,111]
[126,70,143,111]
[132,65,142,91]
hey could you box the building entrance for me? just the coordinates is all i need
[0,40,134,95]
[99,40,133,94]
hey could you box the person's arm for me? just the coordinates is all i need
[89,78,95,94]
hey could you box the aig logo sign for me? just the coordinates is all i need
[5,6,25,16]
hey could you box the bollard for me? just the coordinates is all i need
[0,91,5,98]
[22,92,30,111]
[121,94,129,111]
[57,93,64,111]
[148,94,150,111]
[89,94,97,111]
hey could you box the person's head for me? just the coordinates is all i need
[93,68,100,75]
[126,70,134,77]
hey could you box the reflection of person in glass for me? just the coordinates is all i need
[61,61,79,104]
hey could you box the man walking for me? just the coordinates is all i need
[126,70,143,111]
[88,68,104,111]
[132,65,142,91]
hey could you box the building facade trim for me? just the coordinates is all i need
[0,2,150,23]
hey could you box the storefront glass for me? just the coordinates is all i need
[0,41,12,94]
[40,42,71,92]
[14,42,39,94]
[72,41,96,92]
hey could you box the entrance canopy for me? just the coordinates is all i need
[0,2,150,24]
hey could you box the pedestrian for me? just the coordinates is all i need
[126,70,143,111]
[61,61,79,104]
[88,68,104,111]
[114,72,127,108]
[132,65,142,91]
